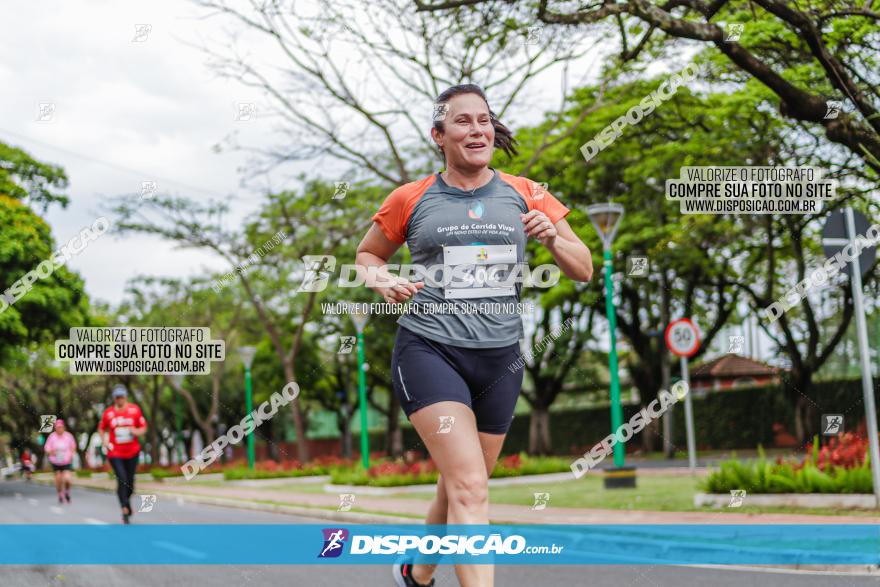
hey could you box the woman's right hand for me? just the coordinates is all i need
[378,277,424,304]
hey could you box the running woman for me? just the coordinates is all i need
[43,419,77,503]
[99,384,147,524]
[356,84,592,587]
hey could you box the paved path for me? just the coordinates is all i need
[3,480,877,586]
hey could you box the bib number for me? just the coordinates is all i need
[442,244,517,300]
[115,427,133,443]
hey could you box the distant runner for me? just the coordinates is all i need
[43,419,77,503]
[99,384,147,524]
[19,448,35,481]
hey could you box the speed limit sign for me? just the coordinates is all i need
[665,318,700,358]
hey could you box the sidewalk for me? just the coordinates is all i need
[66,477,880,525]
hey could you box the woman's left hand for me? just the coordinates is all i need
[521,210,557,247]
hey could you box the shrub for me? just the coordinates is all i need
[702,438,875,494]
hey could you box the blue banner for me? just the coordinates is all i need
[0,524,877,565]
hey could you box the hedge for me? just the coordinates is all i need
[394,377,878,456]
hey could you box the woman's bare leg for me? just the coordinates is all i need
[54,470,63,497]
[411,430,506,585]
[408,402,507,587]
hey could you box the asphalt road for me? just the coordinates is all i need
[1,479,877,587]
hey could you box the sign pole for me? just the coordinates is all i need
[680,356,697,473]
[666,318,700,474]
[844,208,880,508]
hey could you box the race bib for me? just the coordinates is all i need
[53,449,66,460]
[442,244,517,299]
[115,426,133,443]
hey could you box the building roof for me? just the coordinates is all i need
[690,353,780,380]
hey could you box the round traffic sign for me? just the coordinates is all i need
[665,318,700,358]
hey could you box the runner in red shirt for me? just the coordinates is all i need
[99,384,147,524]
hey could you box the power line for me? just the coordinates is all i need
[0,126,240,200]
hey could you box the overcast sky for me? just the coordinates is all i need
[1,0,306,306]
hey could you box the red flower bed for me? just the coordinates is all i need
[366,458,437,478]
[806,432,869,470]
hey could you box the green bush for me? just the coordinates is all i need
[701,446,874,494]
[75,470,92,478]
[150,467,185,480]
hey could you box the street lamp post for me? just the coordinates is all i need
[587,203,635,488]
[238,346,257,470]
[170,375,185,465]
[346,303,371,470]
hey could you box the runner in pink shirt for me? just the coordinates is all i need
[43,419,77,503]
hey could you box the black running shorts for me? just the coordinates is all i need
[391,325,524,434]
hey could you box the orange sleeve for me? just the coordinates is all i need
[499,171,570,224]
[371,175,436,244]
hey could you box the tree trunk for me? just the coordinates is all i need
[660,273,674,458]
[528,407,552,456]
[642,412,659,453]
[283,359,309,462]
[339,406,353,460]
[789,370,814,444]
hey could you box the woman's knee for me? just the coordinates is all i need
[444,472,489,509]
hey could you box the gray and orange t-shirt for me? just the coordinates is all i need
[371,169,570,348]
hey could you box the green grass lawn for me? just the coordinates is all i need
[365,474,879,517]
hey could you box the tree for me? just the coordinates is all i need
[415,0,880,174]
[0,143,89,367]
[192,0,593,185]
[505,72,804,452]
[116,276,246,451]
[111,180,381,462]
